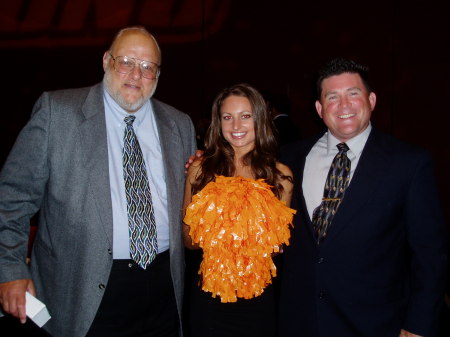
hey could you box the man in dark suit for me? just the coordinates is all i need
[278,58,448,337]
[0,26,196,336]
[264,91,301,147]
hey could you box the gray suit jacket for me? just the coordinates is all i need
[0,83,197,337]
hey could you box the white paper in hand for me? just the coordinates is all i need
[25,292,51,327]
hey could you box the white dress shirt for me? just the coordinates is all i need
[302,124,372,219]
[104,90,170,259]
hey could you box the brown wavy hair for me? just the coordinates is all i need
[192,83,290,198]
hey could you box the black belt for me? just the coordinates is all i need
[113,250,170,270]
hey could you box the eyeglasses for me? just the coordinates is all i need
[109,53,160,80]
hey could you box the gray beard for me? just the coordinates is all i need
[102,71,157,112]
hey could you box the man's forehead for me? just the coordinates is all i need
[324,86,363,94]
[322,74,364,90]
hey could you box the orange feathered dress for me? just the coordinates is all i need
[184,175,296,303]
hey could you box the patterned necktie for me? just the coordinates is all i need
[123,115,158,269]
[312,142,351,244]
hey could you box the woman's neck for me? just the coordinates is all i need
[234,156,253,179]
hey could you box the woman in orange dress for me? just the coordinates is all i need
[183,83,295,337]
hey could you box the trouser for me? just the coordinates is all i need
[86,250,179,337]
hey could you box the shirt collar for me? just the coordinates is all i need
[326,123,372,156]
[103,89,150,128]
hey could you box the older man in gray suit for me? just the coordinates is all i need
[0,26,196,337]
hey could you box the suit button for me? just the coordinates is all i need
[128,263,133,268]
[108,248,112,255]
[99,284,105,290]
[318,257,324,264]
[318,291,325,299]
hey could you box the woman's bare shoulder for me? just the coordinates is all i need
[187,158,203,182]
[276,161,293,178]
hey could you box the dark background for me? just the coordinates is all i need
[0,0,449,334]
[1,0,449,226]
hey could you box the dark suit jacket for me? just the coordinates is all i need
[278,128,448,337]
[0,83,197,337]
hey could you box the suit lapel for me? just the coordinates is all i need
[152,100,180,226]
[297,159,317,244]
[79,83,113,244]
[322,129,390,243]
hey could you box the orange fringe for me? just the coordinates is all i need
[184,175,296,303]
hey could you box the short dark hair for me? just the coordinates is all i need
[316,58,371,99]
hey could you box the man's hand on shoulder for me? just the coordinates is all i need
[185,149,204,173]
[0,278,36,323]
[399,329,422,337]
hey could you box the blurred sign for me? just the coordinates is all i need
[0,0,231,47]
